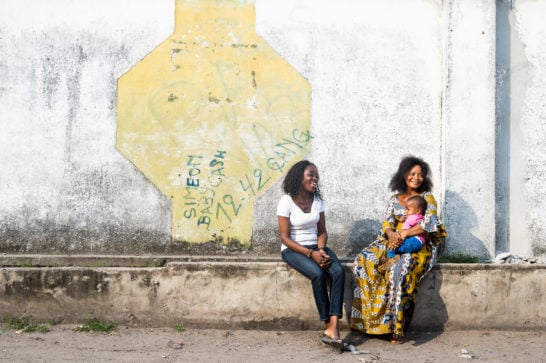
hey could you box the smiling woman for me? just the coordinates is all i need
[350,155,447,344]
[276,160,345,352]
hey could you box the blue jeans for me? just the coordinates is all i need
[387,236,424,258]
[281,245,345,321]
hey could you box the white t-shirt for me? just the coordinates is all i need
[276,194,325,251]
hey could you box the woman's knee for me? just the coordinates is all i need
[329,262,345,280]
[308,266,327,281]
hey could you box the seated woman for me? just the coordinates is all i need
[350,155,447,344]
[277,160,345,351]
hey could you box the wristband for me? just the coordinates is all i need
[306,249,313,258]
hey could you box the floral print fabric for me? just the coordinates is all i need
[350,192,447,336]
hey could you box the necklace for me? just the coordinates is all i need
[295,194,313,213]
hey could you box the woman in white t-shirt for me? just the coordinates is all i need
[277,160,345,351]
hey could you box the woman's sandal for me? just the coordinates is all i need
[321,334,344,352]
[390,334,404,345]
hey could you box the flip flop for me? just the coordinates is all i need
[321,334,344,352]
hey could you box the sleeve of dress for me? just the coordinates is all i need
[421,192,448,238]
[380,194,397,237]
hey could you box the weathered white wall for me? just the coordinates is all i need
[254,0,445,255]
[442,0,496,258]
[494,0,546,257]
[0,0,545,258]
[0,0,174,253]
[509,1,546,257]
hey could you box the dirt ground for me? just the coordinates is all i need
[0,326,544,363]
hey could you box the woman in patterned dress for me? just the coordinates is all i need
[350,155,447,344]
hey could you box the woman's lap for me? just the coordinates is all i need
[281,246,343,279]
[351,238,433,336]
[282,246,345,321]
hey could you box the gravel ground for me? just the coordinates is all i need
[1,326,544,362]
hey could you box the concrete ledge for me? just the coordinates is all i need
[1,256,544,330]
[0,254,287,267]
[413,263,545,331]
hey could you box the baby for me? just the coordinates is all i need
[378,195,427,273]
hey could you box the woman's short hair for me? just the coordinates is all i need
[389,155,432,193]
[282,160,322,199]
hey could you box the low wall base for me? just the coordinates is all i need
[1,256,544,330]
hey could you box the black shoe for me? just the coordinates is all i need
[321,334,343,353]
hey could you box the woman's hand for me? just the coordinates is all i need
[312,249,331,269]
[386,229,403,250]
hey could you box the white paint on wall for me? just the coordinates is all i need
[0,0,174,252]
[1,0,171,31]
[511,0,546,256]
[441,0,496,258]
[0,0,545,257]
[255,0,444,253]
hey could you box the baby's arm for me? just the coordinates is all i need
[400,215,424,239]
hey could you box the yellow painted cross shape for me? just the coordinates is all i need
[117,0,311,246]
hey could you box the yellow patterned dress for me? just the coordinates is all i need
[350,192,447,336]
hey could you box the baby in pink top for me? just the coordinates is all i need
[386,195,427,259]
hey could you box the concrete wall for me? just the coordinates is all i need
[1,261,544,330]
[1,0,546,259]
[502,0,546,257]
